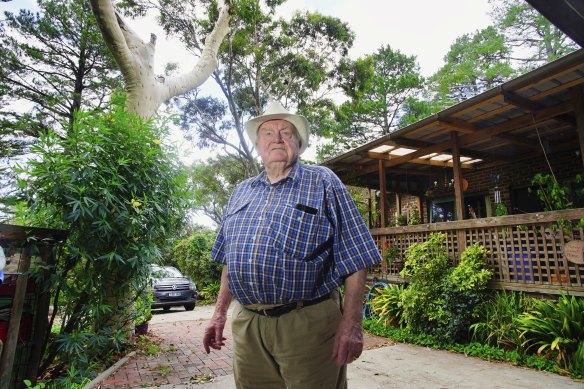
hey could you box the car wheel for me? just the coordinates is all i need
[163,306,171,312]
[184,303,195,311]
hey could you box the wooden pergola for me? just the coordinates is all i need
[322,48,584,227]
[321,49,584,295]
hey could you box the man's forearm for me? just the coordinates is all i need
[214,265,232,318]
[342,269,367,323]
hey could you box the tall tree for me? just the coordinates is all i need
[188,154,253,225]
[429,26,515,107]
[117,0,354,186]
[489,0,578,70]
[0,0,121,217]
[0,0,120,152]
[319,45,424,160]
[89,0,231,117]
[168,0,354,176]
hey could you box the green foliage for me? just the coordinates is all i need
[495,202,508,216]
[396,213,408,226]
[470,290,532,350]
[189,156,254,225]
[449,244,492,292]
[325,45,425,158]
[400,233,451,335]
[368,284,405,327]
[23,380,45,389]
[173,227,221,289]
[134,288,153,325]
[490,0,578,69]
[199,281,221,302]
[0,0,119,158]
[400,234,492,342]
[408,206,420,225]
[530,173,572,211]
[364,320,557,374]
[383,242,400,265]
[439,244,492,342]
[530,173,584,235]
[429,26,515,106]
[516,293,584,375]
[15,94,191,378]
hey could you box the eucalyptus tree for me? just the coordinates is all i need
[89,0,231,117]
[489,0,578,70]
[118,0,354,177]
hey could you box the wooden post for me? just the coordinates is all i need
[378,160,387,228]
[573,87,584,167]
[450,131,465,221]
[0,248,31,389]
[25,247,54,384]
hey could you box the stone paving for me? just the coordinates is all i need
[98,319,234,388]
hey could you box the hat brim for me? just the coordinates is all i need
[244,113,309,155]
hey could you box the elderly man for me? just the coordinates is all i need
[203,101,381,388]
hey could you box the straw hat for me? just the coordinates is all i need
[244,101,310,155]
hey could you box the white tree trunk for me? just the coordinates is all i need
[89,0,231,118]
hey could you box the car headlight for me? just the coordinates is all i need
[189,282,197,292]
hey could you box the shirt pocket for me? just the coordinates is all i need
[270,203,333,260]
[223,201,251,240]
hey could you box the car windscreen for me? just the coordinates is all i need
[151,267,183,278]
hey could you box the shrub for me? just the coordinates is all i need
[470,290,532,350]
[173,228,221,288]
[400,234,492,343]
[199,281,221,302]
[516,293,584,376]
[368,283,405,327]
[16,93,191,378]
[400,233,451,335]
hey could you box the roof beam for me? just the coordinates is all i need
[384,100,573,168]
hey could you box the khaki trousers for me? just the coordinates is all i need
[231,298,347,389]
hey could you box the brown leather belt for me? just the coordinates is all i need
[244,294,331,317]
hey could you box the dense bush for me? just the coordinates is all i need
[400,233,451,335]
[516,293,584,376]
[398,233,491,342]
[470,290,533,350]
[16,94,190,379]
[172,227,221,288]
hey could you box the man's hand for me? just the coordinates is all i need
[331,317,363,365]
[203,266,232,354]
[203,315,227,353]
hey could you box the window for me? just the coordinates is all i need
[428,194,488,222]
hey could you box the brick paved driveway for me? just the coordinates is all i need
[99,318,233,388]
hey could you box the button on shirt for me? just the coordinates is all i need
[211,162,381,305]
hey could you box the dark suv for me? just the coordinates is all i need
[150,265,197,311]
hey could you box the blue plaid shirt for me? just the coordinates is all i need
[211,162,381,305]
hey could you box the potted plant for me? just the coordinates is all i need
[134,288,153,335]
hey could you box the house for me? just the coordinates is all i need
[321,49,584,296]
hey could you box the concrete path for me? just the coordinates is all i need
[92,304,584,389]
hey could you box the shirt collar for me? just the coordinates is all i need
[251,161,303,187]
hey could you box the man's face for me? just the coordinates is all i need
[256,119,300,166]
